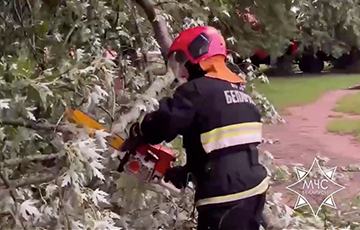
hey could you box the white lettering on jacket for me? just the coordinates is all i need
[224,90,255,105]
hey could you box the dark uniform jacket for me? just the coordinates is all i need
[139,75,269,208]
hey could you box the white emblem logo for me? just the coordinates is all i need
[286,158,345,217]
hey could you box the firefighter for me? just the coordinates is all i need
[121,26,269,230]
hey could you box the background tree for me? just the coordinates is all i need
[296,0,360,71]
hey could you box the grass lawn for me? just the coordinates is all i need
[327,118,360,141]
[327,91,360,141]
[252,73,360,141]
[333,92,360,115]
[254,74,360,111]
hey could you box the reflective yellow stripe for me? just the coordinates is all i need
[201,122,262,153]
[195,177,270,207]
[201,122,262,141]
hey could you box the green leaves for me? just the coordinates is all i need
[297,0,360,56]
[30,82,54,107]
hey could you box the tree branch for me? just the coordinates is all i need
[0,119,68,133]
[59,187,71,229]
[111,0,177,132]
[0,173,56,189]
[1,153,62,168]
[98,105,115,122]
[63,19,82,45]
[125,0,154,84]
[111,69,175,134]
[347,84,360,90]
[24,0,35,45]
[0,170,17,201]
[154,1,178,6]
[13,0,42,68]
[134,0,173,60]
[0,169,27,230]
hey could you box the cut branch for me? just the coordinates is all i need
[347,84,360,90]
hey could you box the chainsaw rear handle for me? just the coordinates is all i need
[153,176,182,196]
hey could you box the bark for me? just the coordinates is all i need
[111,69,175,135]
[0,119,68,132]
[134,0,173,61]
[0,173,56,189]
[347,84,360,90]
[0,153,61,168]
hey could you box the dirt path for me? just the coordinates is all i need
[259,90,360,207]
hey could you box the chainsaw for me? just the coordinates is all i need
[64,107,182,195]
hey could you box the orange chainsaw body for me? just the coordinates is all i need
[65,107,181,194]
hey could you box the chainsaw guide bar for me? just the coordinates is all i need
[65,107,124,151]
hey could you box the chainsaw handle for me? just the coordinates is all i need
[155,177,182,196]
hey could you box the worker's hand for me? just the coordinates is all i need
[164,166,189,189]
[120,122,146,152]
[129,122,142,139]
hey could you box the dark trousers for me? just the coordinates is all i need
[197,193,267,230]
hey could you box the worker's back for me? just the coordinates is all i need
[178,76,268,208]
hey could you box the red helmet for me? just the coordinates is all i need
[167,26,227,83]
[168,26,227,64]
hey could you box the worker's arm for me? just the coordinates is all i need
[140,81,201,145]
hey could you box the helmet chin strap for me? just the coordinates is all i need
[199,56,246,84]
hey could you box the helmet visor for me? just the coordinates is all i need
[167,51,189,83]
